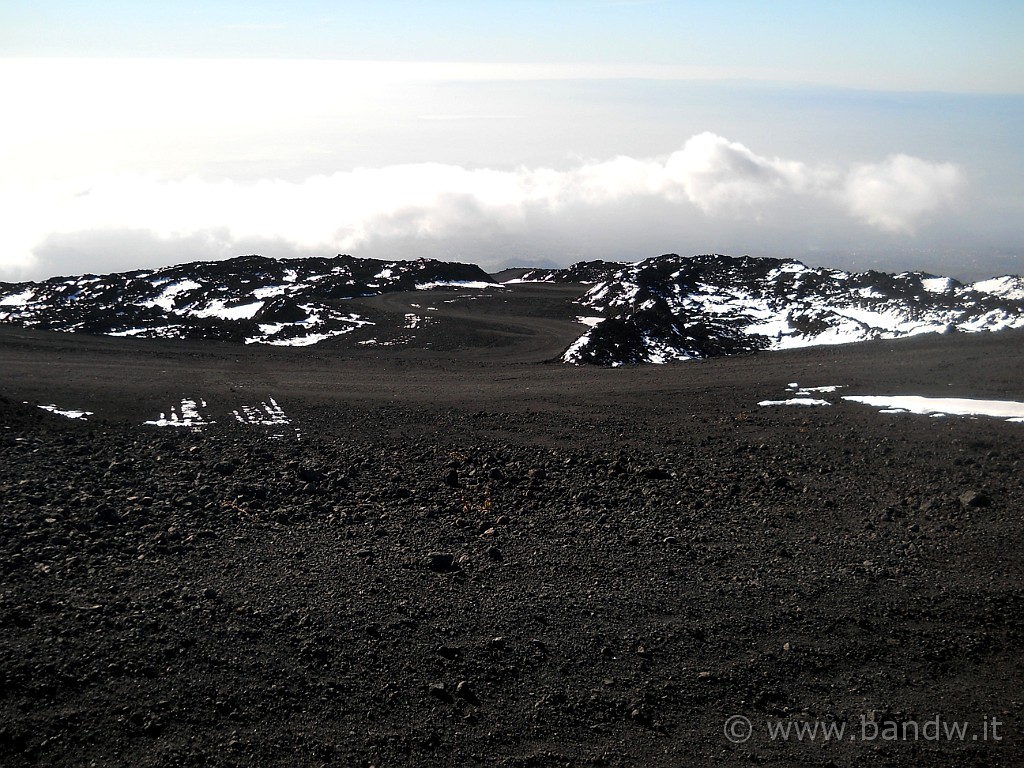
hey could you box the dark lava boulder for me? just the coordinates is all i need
[253,295,307,324]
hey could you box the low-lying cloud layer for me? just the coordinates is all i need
[1,133,963,281]
[843,154,963,234]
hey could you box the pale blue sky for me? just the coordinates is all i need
[3,0,1023,91]
[1,1,1022,281]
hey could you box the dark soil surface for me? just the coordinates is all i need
[2,284,1023,767]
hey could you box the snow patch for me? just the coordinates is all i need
[259,331,345,347]
[244,311,372,346]
[232,396,300,440]
[758,398,832,407]
[403,313,434,329]
[922,277,954,293]
[144,398,214,429]
[760,383,844,406]
[843,395,1024,423]
[191,300,264,320]
[415,280,497,290]
[970,276,1024,300]
[561,329,594,364]
[1,289,35,306]
[108,325,185,338]
[358,338,406,347]
[251,285,288,300]
[787,383,843,393]
[145,280,202,311]
[36,403,93,420]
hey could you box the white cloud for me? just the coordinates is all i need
[0,135,965,281]
[661,132,829,212]
[842,154,963,233]
[657,136,961,232]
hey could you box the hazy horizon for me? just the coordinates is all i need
[2,2,1022,283]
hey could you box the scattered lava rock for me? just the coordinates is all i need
[1,310,1023,767]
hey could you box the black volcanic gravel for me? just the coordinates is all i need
[1,298,1024,767]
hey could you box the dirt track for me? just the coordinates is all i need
[2,284,1023,766]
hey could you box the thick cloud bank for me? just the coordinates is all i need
[1,133,963,280]
[843,154,962,233]
[664,132,823,212]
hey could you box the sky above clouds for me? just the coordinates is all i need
[1,1,1023,282]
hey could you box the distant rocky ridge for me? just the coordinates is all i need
[560,254,1024,365]
[1,252,1023,363]
[0,254,495,346]
[501,261,623,284]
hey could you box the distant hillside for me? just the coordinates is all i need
[2,252,1023,364]
[0,254,496,346]
[561,253,1024,365]
[500,260,622,285]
